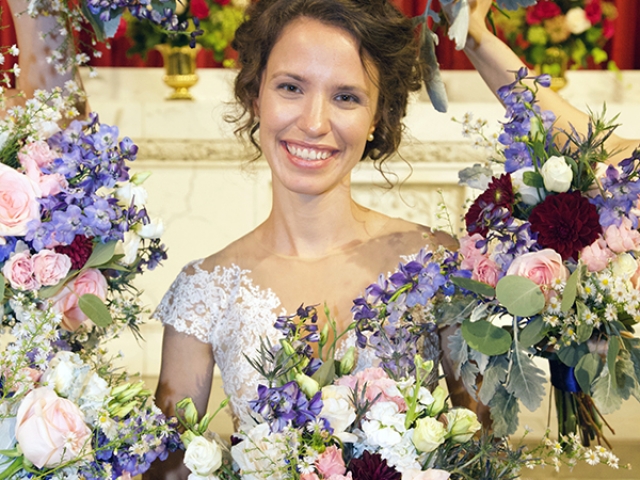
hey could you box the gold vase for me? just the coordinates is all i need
[156,44,201,100]
[534,47,569,92]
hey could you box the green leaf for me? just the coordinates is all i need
[451,276,496,298]
[615,350,638,401]
[489,385,520,437]
[38,270,80,299]
[519,317,548,348]
[311,357,335,389]
[461,319,512,356]
[608,336,621,377]
[447,327,469,378]
[496,276,545,317]
[0,272,5,302]
[84,241,117,269]
[592,365,622,414]
[574,353,602,394]
[576,323,594,344]
[622,336,640,382]
[78,294,113,328]
[478,356,509,405]
[561,267,581,313]
[557,343,589,367]
[522,171,544,188]
[80,3,123,42]
[505,347,546,412]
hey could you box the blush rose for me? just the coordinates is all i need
[0,163,41,237]
[506,249,569,293]
[2,250,38,290]
[15,387,91,469]
[52,268,108,331]
[32,250,72,286]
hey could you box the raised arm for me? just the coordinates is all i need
[462,0,638,164]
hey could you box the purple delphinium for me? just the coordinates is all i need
[591,152,640,229]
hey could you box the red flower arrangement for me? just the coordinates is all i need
[465,174,515,236]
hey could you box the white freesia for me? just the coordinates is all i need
[184,436,222,477]
[121,230,142,266]
[565,7,591,34]
[137,218,165,239]
[412,416,446,452]
[444,408,481,443]
[611,253,638,279]
[541,156,573,193]
[511,167,544,205]
[116,182,148,208]
[320,385,357,442]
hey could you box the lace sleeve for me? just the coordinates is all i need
[153,260,228,344]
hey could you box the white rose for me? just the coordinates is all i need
[41,351,82,398]
[444,408,481,443]
[362,420,403,449]
[412,417,446,453]
[320,385,356,439]
[511,167,545,205]
[116,183,148,208]
[611,253,638,279]
[136,218,164,239]
[541,156,573,193]
[120,231,141,266]
[380,430,421,473]
[184,436,222,477]
[565,7,591,34]
[366,401,406,433]
[231,424,288,480]
[78,373,110,425]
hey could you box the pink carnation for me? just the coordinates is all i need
[300,474,320,480]
[316,446,346,477]
[2,250,38,291]
[604,218,640,253]
[580,237,614,272]
[335,367,406,412]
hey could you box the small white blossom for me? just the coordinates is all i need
[8,45,19,56]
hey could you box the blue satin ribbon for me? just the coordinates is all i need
[549,359,581,393]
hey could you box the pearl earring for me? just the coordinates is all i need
[367,132,375,142]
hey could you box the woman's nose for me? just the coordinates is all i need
[297,95,331,138]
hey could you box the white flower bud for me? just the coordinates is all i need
[541,156,573,193]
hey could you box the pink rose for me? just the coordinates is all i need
[15,387,91,468]
[506,249,568,291]
[580,237,614,272]
[52,268,108,331]
[0,163,41,237]
[335,367,406,412]
[471,256,501,287]
[316,446,346,477]
[300,474,320,480]
[2,250,38,290]
[32,250,72,286]
[327,475,353,480]
[404,469,451,480]
[18,141,66,197]
[604,218,640,254]
[459,234,485,270]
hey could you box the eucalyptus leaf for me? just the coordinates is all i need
[462,319,512,356]
[574,353,602,394]
[615,350,638,401]
[607,336,621,377]
[84,241,117,269]
[78,294,113,328]
[557,343,589,367]
[489,386,520,437]
[38,270,80,299]
[561,267,581,313]
[519,317,548,348]
[505,347,546,412]
[576,322,594,345]
[451,276,496,297]
[0,273,5,302]
[496,276,545,317]
[522,171,544,188]
[592,367,622,414]
[622,337,640,382]
[311,357,335,389]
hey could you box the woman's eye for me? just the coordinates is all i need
[336,93,360,104]
[279,83,300,93]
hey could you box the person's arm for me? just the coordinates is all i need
[462,0,638,164]
[144,325,215,480]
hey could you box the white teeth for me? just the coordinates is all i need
[286,143,331,161]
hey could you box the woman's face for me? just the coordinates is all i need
[256,17,379,196]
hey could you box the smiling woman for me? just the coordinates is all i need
[145,1,483,479]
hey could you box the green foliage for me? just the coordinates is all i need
[557,343,589,367]
[78,293,114,327]
[496,276,545,317]
[505,346,546,412]
[519,317,548,349]
[451,276,496,298]
[478,356,509,405]
[574,353,602,394]
[522,170,544,188]
[462,319,512,356]
[561,266,581,313]
[490,385,520,437]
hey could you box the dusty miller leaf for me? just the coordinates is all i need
[592,367,622,414]
[469,348,490,375]
[458,164,493,190]
[615,350,638,402]
[505,347,546,412]
[478,356,509,405]
[447,327,468,379]
[489,385,520,437]
[461,362,480,400]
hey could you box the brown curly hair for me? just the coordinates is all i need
[230,0,422,163]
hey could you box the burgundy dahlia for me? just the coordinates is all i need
[348,451,401,480]
[528,191,601,260]
[465,174,515,237]
[55,235,94,270]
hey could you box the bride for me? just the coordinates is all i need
[149,0,481,477]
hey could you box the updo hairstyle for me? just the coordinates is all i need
[231,0,422,163]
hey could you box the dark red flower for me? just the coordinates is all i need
[465,174,515,237]
[585,0,603,24]
[214,0,231,5]
[348,451,401,480]
[526,1,562,25]
[602,18,615,39]
[529,191,601,260]
[190,0,211,19]
[55,235,94,270]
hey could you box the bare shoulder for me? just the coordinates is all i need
[377,216,458,253]
[198,229,262,273]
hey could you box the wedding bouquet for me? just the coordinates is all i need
[0,75,178,477]
[444,68,640,449]
[494,0,617,73]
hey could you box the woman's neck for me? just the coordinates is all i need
[259,181,385,259]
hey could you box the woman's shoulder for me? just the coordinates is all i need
[374,216,457,253]
[196,229,264,275]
